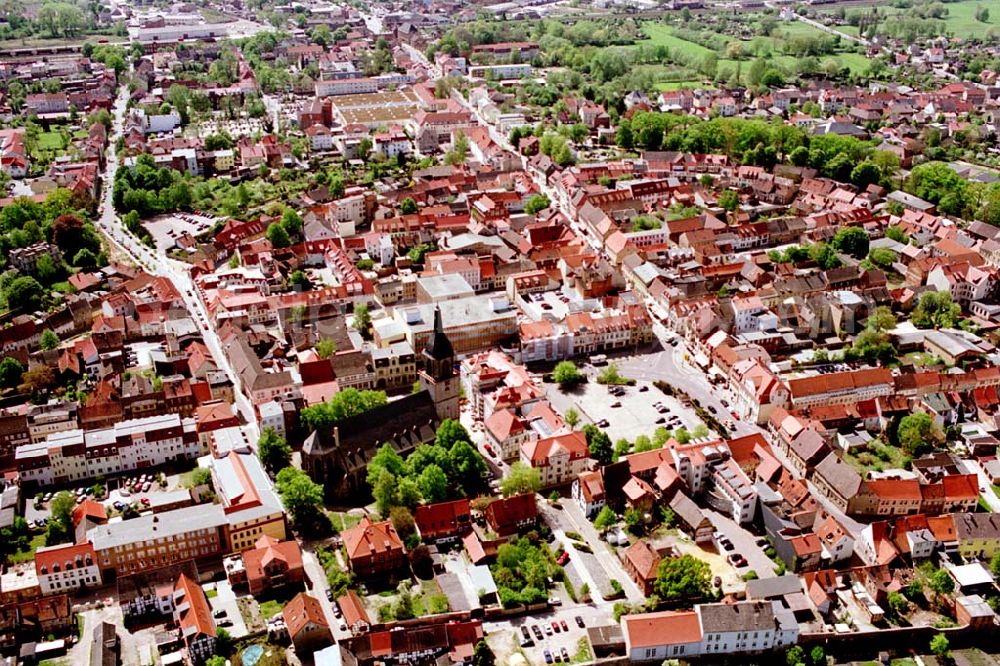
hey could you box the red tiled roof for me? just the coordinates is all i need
[283,592,328,638]
[623,610,702,648]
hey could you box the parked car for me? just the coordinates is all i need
[213,609,227,619]
[560,620,568,632]
[561,647,570,662]
[610,402,621,408]
[326,589,335,602]
[545,624,553,636]
[596,419,609,427]
[218,619,233,627]
[551,621,560,633]
[728,553,746,567]
[543,649,553,664]
[639,385,649,392]
[575,616,585,628]
[556,552,570,566]
[532,625,544,640]
[655,417,666,424]
[549,596,562,606]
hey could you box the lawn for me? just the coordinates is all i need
[9,533,46,564]
[258,599,285,620]
[327,510,363,533]
[37,131,66,151]
[844,442,910,473]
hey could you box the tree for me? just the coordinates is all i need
[206,657,226,666]
[215,628,233,657]
[6,276,44,312]
[352,302,371,336]
[594,505,617,531]
[564,408,580,428]
[46,491,76,545]
[929,633,949,658]
[418,464,449,503]
[653,554,712,602]
[500,462,541,497]
[866,248,897,270]
[281,207,303,236]
[266,222,291,248]
[851,161,882,189]
[786,646,805,666]
[0,357,23,388]
[886,225,909,244]
[525,194,551,215]
[434,419,469,450]
[449,439,487,494]
[897,412,938,456]
[582,424,611,464]
[810,646,825,666]
[40,329,59,351]
[389,506,416,541]
[258,427,291,474]
[275,467,326,533]
[19,366,54,395]
[718,190,739,212]
[832,226,869,259]
[400,197,418,215]
[73,248,98,268]
[553,361,583,389]
[928,567,955,596]
[911,290,961,329]
[301,389,388,432]
[887,590,908,617]
[472,640,496,666]
[316,338,336,359]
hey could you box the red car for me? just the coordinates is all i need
[557,551,570,566]
[551,621,560,633]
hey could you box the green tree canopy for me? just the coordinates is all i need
[653,554,712,602]
[500,462,541,497]
[258,427,291,474]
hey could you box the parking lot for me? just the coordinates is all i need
[487,605,606,666]
[144,212,218,252]
[544,371,708,445]
[25,469,199,527]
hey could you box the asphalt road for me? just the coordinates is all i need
[95,82,258,439]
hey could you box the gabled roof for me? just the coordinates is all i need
[283,592,329,638]
[342,517,404,560]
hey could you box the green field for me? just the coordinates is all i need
[821,0,1000,39]
[654,80,717,91]
[639,20,872,79]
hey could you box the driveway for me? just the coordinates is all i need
[206,580,248,638]
[961,458,1000,513]
[705,508,776,580]
[301,547,345,637]
[538,499,644,604]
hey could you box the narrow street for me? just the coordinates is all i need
[95,82,259,437]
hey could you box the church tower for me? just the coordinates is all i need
[420,307,460,420]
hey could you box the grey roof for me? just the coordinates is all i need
[88,504,227,551]
[668,492,708,531]
[746,574,804,600]
[698,600,777,634]
[815,453,863,498]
